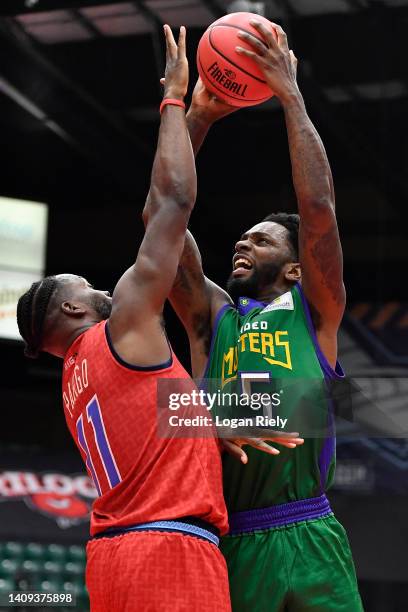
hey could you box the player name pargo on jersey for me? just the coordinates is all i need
[0,470,97,528]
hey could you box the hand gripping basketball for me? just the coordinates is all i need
[236,21,299,103]
[189,77,239,123]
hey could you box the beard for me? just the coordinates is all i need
[90,293,112,320]
[226,261,282,302]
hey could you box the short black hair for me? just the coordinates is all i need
[262,212,300,259]
[16,275,60,358]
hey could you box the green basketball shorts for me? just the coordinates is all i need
[221,496,363,611]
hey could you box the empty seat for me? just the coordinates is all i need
[0,577,15,592]
[2,542,23,560]
[64,561,84,579]
[25,543,45,561]
[63,579,82,593]
[46,544,66,563]
[40,578,63,593]
[20,559,42,579]
[0,559,19,577]
[43,561,64,578]
[67,545,86,563]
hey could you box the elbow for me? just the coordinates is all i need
[305,195,335,213]
[300,196,336,230]
[150,178,196,215]
[172,183,197,214]
[167,168,197,213]
[297,174,335,215]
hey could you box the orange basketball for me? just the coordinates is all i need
[196,12,277,108]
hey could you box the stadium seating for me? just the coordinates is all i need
[0,541,88,609]
[346,302,408,365]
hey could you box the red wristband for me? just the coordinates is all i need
[160,98,186,114]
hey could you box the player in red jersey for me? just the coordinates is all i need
[16,25,232,612]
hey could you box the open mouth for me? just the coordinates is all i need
[233,256,253,275]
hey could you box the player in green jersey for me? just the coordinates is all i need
[169,20,363,612]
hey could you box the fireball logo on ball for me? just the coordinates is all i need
[224,69,236,80]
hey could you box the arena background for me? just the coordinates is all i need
[0,0,407,610]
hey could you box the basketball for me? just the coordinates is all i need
[196,12,277,108]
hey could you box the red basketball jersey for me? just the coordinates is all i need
[62,321,228,536]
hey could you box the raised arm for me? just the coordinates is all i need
[108,25,196,366]
[236,21,345,366]
[168,80,236,376]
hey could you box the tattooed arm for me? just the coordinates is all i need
[236,20,345,367]
[283,93,345,366]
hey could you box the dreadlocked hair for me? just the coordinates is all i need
[17,276,59,359]
[262,212,300,259]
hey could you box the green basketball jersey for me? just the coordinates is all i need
[205,283,343,512]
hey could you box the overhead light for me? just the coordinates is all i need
[227,1,265,16]
[0,77,45,121]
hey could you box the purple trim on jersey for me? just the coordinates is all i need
[105,321,173,371]
[228,494,332,534]
[294,282,343,492]
[294,283,344,380]
[202,304,233,381]
[237,296,266,317]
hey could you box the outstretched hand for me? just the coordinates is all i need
[221,432,304,464]
[163,24,189,100]
[236,21,298,103]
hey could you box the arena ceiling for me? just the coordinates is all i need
[0,0,405,285]
[0,0,406,444]
[0,0,405,201]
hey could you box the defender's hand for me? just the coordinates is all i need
[222,434,304,464]
[189,77,238,124]
[163,25,189,101]
[236,21,298,103]
[160,76,238,124]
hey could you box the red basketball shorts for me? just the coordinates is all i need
[86,531,231,611]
